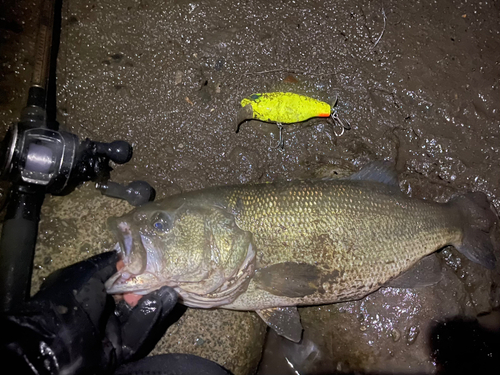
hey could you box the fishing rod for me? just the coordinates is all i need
[0,0,155,312]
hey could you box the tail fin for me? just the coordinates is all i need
[451,192,498,270]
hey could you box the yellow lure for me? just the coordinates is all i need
[236,92,331,131]
[235,92,350,149]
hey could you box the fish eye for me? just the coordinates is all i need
[151,212,172,233]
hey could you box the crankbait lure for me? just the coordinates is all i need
[235,92,351,149]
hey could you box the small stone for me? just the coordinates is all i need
[174,70,183,85]
[391,328,401,342]
[56,305,68,314]
[80,243,91,253]
[406,326,420,345]
[214,58,225,71]
[165,145,174,154]
[283,74,298,83]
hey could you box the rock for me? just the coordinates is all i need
[152,309,267,375]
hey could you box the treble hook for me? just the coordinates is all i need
[331,111,351,137]
[330,96,351,137]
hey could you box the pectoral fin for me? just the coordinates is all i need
[256,307,303,342]
[384,253,442,288]
[253,262,321,298]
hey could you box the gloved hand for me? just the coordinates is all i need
[0,251,178,375]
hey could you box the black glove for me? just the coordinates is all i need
[115,354,232,375]
[0,251,178,375]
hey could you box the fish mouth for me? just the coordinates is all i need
[106,220,168,295]
[105,268,165,295]
[105,217,148,289]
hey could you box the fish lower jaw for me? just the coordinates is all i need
[104,271,123,293]
[105,270,166,295]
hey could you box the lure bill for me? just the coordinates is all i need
[235,92,351,149]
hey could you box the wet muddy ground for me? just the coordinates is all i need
[1,0,500,374]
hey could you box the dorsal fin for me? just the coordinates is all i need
[348,161,399,187]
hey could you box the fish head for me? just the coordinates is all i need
[105,198,256,307]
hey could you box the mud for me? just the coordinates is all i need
[1,0,500,374]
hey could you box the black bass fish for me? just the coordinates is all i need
[105,162,498,341]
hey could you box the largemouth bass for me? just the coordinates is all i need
[105,162,498,341]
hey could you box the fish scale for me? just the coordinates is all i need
[221,179,462,310]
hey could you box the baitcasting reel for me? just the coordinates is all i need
[0,103,154,202]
